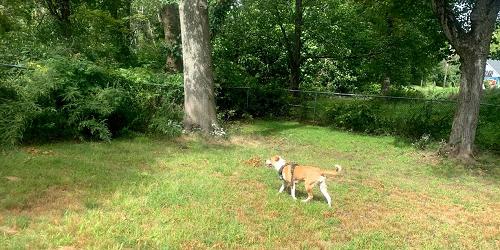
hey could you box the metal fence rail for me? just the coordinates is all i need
[217,86,500,122]
[224,86,499,105]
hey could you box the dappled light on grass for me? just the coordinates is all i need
[0,121,499,248]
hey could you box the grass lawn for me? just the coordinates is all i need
[1,120,499,249]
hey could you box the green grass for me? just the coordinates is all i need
[1,121,499,249]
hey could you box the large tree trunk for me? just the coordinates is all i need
[160,4,182,72]
[179,0,218,133]
[432,0,500,160]
[290,0,303,92]
[448,55,485,159]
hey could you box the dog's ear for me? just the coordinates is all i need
[272,155,280,162]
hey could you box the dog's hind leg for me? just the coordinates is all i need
[319,179,332,207]
[291,182,297,200]
[302,181,316,203]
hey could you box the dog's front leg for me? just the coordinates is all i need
[291,182,297,200]
[278,182,286,193]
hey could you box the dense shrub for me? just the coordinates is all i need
[320,99,454,139]
[324,100,380,133]
[311,94,498,151]
[0,56,183,145]
[217,84,291,119]
[476,90,500,150]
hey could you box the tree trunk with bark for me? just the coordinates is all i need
[160,4,182,72]
[290,0,303,92]
[449,55,485,158]
[432,0,500,160]
[179,0,218,133]
[44,0,71,36]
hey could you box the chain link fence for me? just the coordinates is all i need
[217,86,500,150]
[220,86,498,119]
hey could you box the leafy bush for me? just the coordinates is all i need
[320,98,454,140]
[324,100,379,133]
[0,56,183,145]
[217,84,291,119]
[476,89,500,150]
[313,95,498,151]
[384,87,425,99]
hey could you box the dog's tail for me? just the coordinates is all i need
[321,164,342,177]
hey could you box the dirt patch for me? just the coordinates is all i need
[323,180,500,248]
[23,147,55,156]
[139,163,151,171]
[229,136,265,147]
[57,247,78,250]
[4,176,21,182]
[361,178,386,190]
[0,226,18,235]
[385,186,500,247]
[180,240,208,249]
[175,134,266,148]
[14,186,84,217]
[243,156,263,168]
[330,201,395,237]
[413,151,442,166]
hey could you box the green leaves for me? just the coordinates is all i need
[0,55,183,145]
[213,0,445,92]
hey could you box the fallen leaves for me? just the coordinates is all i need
[243,156,263,167]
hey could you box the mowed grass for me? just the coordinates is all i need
[0,121,499,249]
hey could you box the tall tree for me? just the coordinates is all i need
[276,0,303,91]
[209,0,236,39]
[44,0,71,36]
[353,0,445,93]
[179,0,218,133]
[290,0,303,92]
[432,0,500,160]
[160,3,182,72]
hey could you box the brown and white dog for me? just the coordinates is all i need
[265,155,342,207]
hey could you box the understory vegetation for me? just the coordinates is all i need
[0,59,183,145]
[1,0,499,154]
[220,86,500,151]
[1,121,499,248]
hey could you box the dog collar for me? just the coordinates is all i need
[278,165,286,180]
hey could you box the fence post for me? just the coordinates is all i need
[246,87,249,109]
[313,92,318,122]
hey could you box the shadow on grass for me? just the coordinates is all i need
[0,135,238,213]
[392,136,416,149]
[428,155,500,181]
[266,182,332,204]
[250,120,306,136]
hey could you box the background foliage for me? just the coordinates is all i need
[0,0,499,151]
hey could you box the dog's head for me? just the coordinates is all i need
[265,155,286,170]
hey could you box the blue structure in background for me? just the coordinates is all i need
[484,60,500,89]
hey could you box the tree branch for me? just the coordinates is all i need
[303,50,384,61]
[273,6,293,58]
[0,63,28,69]
[470,0,500,43]
[431,0,465,48]
[44,0,61,21]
